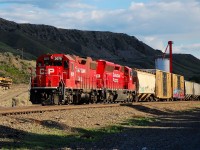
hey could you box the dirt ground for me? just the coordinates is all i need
[0,101,200,149]
[0,84,31,107]
[0,85,200,149]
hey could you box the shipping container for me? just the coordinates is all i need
[172,74,185,99]
[184,81,194,100]
[194,83,200,100]
[155,70,172,99]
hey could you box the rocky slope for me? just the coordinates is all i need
[0,18,199,82]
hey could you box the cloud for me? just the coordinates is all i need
[0,0,199,58]
[140,35,200,59]
[174,44,200,59]
[141,36,166,51]
[128,1,200,35]
[0,0,77,9]
[1,0,200,34]
[64,2,96,9]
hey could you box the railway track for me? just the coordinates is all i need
[0,103,133,116]
[0,101,196,116]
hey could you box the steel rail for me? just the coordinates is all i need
[0,101,198,116]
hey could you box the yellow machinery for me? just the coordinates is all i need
[0,77,12,88]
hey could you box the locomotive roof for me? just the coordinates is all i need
[63,54,74,61]
[132,68,170,75]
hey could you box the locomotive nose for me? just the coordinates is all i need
[37,66,62,87]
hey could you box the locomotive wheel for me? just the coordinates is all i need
[67,95,73,104]
[134,96,139,102]
[103,99,108,103]
[91,95,98,104]
[53,94,59,105]
[124,99,128,103]
[73,94,81,104]
[108,94,114,103]
[149,96,154,102]
[130,95,134,102]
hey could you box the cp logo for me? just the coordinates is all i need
[40,68,54,75]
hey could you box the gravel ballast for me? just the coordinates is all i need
[0,101,200,149]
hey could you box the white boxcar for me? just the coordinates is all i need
[132,69,155,101]
[194,83,200,100]
[184,81,194,100]
[137,71,155,94]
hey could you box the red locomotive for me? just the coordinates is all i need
[30,54,137,105]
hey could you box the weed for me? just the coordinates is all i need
[122,117,158,126]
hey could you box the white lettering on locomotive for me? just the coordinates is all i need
[77,76,82,81]
[113,78,118,82]
[76,68,86,73]
[40,68,55,75]
[96,74,100,78]
[54,57,62,60]
[71,72,74,76]
[113,73,120,78]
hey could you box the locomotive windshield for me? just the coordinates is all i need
[52,56,63,66]
[64,61,69,69]
[53,61,62,66]
[37,60,62,66]
[44,60,52,66]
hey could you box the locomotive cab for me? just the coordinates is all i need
[30,54,73,104]
[32,54,70,87]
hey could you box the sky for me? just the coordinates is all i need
[0,0,200,59]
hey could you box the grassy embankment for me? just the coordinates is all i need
[0,43,35,83]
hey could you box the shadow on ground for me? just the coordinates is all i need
[0,105,200,149]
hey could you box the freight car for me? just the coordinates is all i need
[172,74,184,100]
[184,81,200,100]
[184,80,194,100]
[30,54,136,105]
[193,83,200,100]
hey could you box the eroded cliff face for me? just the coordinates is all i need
[0,18,199,82]
[0,18,158,67]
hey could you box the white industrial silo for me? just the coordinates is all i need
[155,57,170,72]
